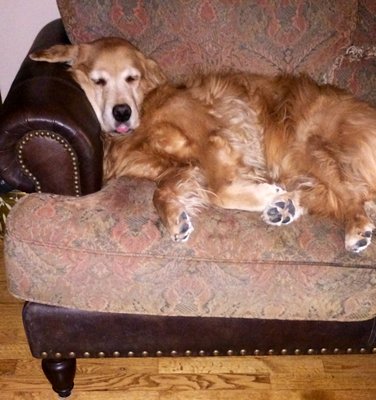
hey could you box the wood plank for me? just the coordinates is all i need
[0,359,17,375]
[73,372,271,391]
[160,390,376,400]
[14,358,159,377]
[2,370,270,392]
[0,303,30,359]
[323,355,376,373]
[271,373,376,390]
[0,280,18,304]
[0,392,159,400]
[158,355,324,374]
[0,344,31,360]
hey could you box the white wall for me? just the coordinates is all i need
[0,0,60,100]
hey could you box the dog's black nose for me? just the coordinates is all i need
[113,104,132,122]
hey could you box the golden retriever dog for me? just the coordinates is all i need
[30,38,376,253]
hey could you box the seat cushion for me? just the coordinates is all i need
[4,177,376,321]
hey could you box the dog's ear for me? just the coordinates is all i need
[29,44,80,65]
[142,57,167,91]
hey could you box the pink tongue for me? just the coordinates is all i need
[116,124,129,133]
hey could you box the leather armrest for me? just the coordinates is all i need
[0,19,103,195]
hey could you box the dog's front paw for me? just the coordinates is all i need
[263,198,297,226]
[345,226,374,253]
[171,211,194,242]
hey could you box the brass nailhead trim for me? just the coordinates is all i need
[17,130,80,195]
[38,346,373,360]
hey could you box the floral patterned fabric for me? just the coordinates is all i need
[5,177,376,321]
[57,0,376,104]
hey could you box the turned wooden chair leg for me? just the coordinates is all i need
[41,358,76,398]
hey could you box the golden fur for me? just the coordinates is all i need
[31,38,376,252]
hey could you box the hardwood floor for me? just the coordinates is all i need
[1,239,376,399]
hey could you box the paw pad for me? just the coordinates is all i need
[263,198,296,226]
[346,229,373,253]
[172,211,194,242]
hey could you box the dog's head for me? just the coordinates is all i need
[30,37,167,134]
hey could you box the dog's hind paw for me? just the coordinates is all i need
[345,227,373,253]
[262,198,298,226]
[171,211,194,242]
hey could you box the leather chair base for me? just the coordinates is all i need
[24,301,376,358]
[22,302,376,396]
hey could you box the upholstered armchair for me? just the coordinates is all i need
[1,1,376,397]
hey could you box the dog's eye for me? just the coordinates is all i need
[126,76,138,84]
[92,78,107,86]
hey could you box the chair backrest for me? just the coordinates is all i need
[57,0,376,104]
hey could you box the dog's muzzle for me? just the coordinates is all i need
[113,103,132,122]
[112,104,133,133]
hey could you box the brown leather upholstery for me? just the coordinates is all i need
[23,302,376,359]
[0,20,102,195]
